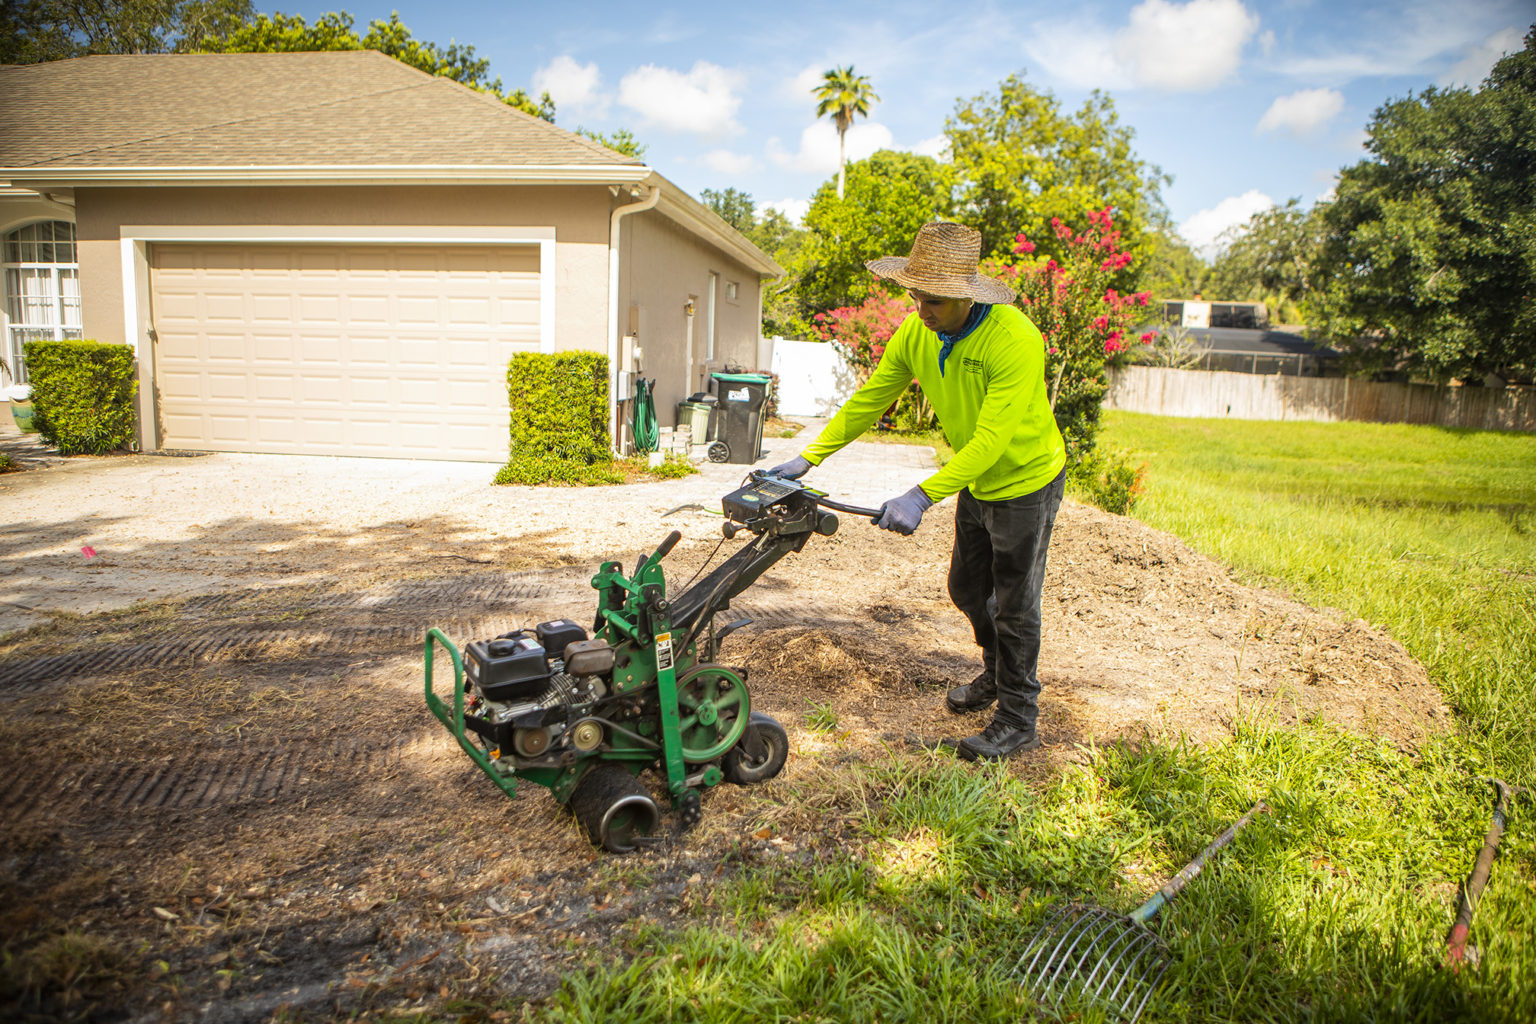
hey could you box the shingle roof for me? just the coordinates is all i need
[0,51,644,171]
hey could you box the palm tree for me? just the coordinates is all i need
[814,65,879,200]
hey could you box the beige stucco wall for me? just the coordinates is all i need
[621,209,766,430]
[73,184,614,353]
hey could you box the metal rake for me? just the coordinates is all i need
[1014,800,1269,1022]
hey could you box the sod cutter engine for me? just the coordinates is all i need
[424,471,880,853]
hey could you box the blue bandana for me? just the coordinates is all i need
[937,303,991,376]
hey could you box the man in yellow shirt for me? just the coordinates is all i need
[768,222,1067,760]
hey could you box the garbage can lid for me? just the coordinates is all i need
[710,372,771,384]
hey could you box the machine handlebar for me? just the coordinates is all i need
[815,495,883,521]
[652,529,683,562]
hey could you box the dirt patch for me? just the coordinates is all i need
[0,453,1447,1021]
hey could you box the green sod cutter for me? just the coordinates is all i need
[424,471,880,852]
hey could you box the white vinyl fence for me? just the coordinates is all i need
[1105,365,1536,432]
[770,337,862,417]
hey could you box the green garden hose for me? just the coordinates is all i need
[632,376,659,454]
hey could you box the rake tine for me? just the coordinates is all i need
[1016,902,1077,980]
[1048,909,1116,992]
[1050,909,1122,993]
[1102,932,1163,1019]
[1031,905,1089,987]
[1086,923,1148,1002]
[1078,918,1138,996]
[1125,954,1172,1023]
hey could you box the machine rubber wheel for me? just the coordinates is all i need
[722,712,789,785]
[569,765,660,853]
[707,440,730,463]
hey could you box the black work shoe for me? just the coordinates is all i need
[957,719,1040,761]
[946,671,997,713]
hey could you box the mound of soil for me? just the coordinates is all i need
[730,500,1445,762]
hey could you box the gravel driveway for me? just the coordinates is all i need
[0,418,936,636]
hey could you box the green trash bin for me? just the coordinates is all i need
[709,373,772,464]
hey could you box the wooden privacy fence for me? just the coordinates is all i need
[1104,366,1536,433]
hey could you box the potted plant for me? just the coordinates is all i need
[1,355,36,433]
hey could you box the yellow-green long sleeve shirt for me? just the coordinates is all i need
[802,305,1066,502]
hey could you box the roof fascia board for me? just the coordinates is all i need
[649,177,784,279]
[0,165,652,189]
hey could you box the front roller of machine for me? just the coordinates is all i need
[423,472,875,853]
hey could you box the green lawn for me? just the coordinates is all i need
[525,413,1536,1024]
[1101,412,1536,781]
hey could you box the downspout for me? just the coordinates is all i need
[608,183,661,451]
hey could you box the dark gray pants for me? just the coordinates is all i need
[946,468,1065,730]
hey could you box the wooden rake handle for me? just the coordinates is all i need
[1130,800,1270,925]
[1446,778,1519,968]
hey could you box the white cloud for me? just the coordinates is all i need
[1179,189,1273,258]
[767,120,894,174]
[702,149,758,175]
[911,134,950,160]
[1439,27,1524,88]
[532,56,606,119]
[618,62,744,137]
[1257,88,1345,136]
[1116,0,1262,90]
[761,198,810,225]
[784,64,825,105]
[1029,0,1260,92]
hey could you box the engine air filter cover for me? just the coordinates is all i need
[535,618,588,659]
[466,633,550,702]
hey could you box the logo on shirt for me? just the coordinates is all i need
[961,356,985,374]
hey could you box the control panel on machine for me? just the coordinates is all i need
[721,474,807,524]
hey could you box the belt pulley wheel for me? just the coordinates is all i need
[674,663,751,762]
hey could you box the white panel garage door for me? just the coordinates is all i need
[150,243,541,461]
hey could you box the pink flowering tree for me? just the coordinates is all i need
[812,291,937,430]
[812,290,912,377]
[984,206,1154,466]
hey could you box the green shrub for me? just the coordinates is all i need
[642,453,698,480]
[1067,443,1144,515]
[22,340,137,455]
[495,351,619,486]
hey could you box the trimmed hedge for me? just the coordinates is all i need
[22,340,138,455]
[495,351,620,485]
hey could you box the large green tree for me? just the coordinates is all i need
[1138,227,1207,305]
[574,127,645,159]
[813,65,879,201]
[202,11,555,119]
[945,74,1170,269]
[1305,28,1536,382]
[700,187,756,233]
[0,0,252,61]
[795,149,955,315]
[1209,198,1324,323]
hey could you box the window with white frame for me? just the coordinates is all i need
[3,221,82,383]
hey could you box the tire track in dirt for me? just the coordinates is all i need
[0,588,831,694]
[0,733,431,826]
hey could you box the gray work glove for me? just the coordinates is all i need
[875,485,933,536]
[763,455,812,480]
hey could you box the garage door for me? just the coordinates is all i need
[149,243,541,461]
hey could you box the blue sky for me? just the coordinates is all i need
[284,0,1530,257]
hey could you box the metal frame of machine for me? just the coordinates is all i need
[425,471,877,852]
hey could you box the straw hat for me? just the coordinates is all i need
[865,222,1016,304]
